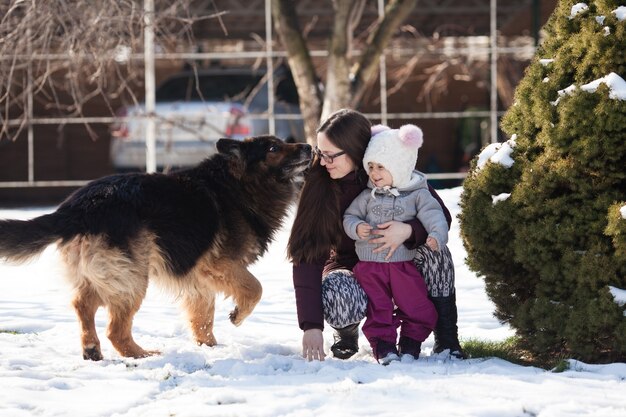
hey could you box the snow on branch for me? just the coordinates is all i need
[476,134,517,170]
[569,3,589,20]
[491,193,511,205]
[552,73,626,105]
[609,286,626,316]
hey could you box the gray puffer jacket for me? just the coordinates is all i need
[343,170,448,263]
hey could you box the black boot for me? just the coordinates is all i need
[430,292,466,359]
[375,340,400,365]
[330,323,359,359]
[398,336,422,360]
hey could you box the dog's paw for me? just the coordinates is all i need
[127,348,160,359]
[137,349,160,358]
[83,344,103,361]
[229,307,244,326]
[197,334,217,347]
[116,343,160,359]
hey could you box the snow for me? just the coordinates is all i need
[1,188,626,417]
[569,3,589,19]
[614,6,626,21]
[491,193,511,205]
[476,135,517,169]
[580,73,626,100]
[621,205,626,219]
[556,73,626,102]
[557,84,578,97]
[609,286,626,310]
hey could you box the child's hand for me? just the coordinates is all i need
[356,223,373,239]
[426,237,439,251]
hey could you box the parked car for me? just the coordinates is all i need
[109,66,304,171]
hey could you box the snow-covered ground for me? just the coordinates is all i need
[1,187,624,417]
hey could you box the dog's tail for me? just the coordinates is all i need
[0,213,64,263]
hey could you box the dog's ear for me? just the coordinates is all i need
[217,138,245,179]
[216,138,242,156]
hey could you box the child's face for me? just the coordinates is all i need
[367,162,393,188]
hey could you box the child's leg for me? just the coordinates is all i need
[391,261,438,342]
[353,262,399,351]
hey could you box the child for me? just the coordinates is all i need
[343,124,447,365]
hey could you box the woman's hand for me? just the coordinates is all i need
[370,221,412,261]
[302,328,325,361]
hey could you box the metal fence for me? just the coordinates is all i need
[0,0,534,189]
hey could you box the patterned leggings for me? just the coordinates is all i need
[321,245,455,328]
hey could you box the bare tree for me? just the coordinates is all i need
[0,0,221,140]
[272,0,417,144]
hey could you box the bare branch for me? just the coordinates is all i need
[0,0,217,141]
[350,0,417,107]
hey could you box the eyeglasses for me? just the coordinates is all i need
[314,146,346,164]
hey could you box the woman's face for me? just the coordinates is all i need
[316,131,356,179]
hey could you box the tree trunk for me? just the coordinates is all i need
[321,0,367,120]
[271,0,323,145]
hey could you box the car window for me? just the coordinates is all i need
[156,74,263,102]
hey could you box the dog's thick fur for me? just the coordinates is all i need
[0,136,311,360]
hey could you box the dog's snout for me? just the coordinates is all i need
[300,143,312,159]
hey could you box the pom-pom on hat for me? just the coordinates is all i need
[363,124,424,188]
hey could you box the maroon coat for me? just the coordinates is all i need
[292,171,451,331]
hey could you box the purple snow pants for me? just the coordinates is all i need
[353,261,438,350]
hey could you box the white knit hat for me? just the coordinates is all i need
[363,124,424,188]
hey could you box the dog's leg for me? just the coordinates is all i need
[182,291,218,346]
[106,296,158,359]
[223,264,263,327]
[72,287,104,361]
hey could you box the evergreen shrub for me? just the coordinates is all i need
[459,0,626,363]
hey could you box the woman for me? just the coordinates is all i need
[287,108,464,361]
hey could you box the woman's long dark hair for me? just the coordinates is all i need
[287,108,371,264]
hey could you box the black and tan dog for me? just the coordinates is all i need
[0,136,311,360]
